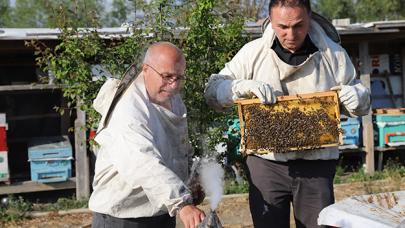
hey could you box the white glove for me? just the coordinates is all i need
[331,85,360,111]
[231,79,276,104]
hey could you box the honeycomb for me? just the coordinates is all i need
[237,92,341,154]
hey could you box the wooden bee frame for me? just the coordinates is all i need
[235,91,341,155]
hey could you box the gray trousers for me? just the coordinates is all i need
[92,212,175,228]
[246,155,336,228]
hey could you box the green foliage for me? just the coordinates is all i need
[1,0,104,28]
[5,0,49,27]
[334,159,405,184]
[224,179,249,194]
[28,0,247,156]
[0,0,10,27]
[355,0,405,22]
[104,0,130,27]
[182,0,247,156]
[314,0,405,22]
[41,197,88,211]
[28,27,150,129]
[313,0,356,21]
[0,196,32,223]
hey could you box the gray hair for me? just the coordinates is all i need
[143,42,184,64]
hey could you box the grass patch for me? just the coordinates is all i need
[0,195,88,224]
[334,158,405,185]
[224,179,249,194]
[34,196,88,212]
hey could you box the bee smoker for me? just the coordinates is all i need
[198,210,223,228]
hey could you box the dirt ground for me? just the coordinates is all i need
[3,178,405,228]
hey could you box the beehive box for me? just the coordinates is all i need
[235,91,341,154]
[28,136,73,183]
[341,116,361,146]
[373,111,405,148]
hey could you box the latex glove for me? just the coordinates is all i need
[331,85,360,111]
[232,79,276,104]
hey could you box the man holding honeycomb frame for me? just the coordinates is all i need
[205,0,370,227]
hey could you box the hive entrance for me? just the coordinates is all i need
[236,91,341,154]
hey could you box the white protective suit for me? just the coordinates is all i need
[89,74,193,218]
[205,19,370,161]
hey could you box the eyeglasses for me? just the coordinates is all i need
[144,63,186,84]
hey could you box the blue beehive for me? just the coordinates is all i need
[226,118,241,154]
[28,136,73,183]
[340,116,361,146]
[374,114,405,148]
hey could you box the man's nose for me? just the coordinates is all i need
[286,28,297,40]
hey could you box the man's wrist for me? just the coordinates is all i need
[177,197,193,214]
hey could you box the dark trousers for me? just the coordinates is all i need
[246,156,336,228]
[92,212,175,228]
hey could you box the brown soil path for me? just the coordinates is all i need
[3,178,405,228]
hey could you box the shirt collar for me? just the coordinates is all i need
[272,35,316,54]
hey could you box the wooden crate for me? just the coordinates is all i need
[235,91,341,154]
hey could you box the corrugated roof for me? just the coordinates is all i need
[0,27,135,40]
[1,19,405,40]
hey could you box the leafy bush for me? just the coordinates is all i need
[42,197,88,212]
[224,179,249,194]
[0,196,32,223]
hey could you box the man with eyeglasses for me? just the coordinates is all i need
[89,42,205,228]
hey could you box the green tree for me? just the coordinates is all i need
[0,0,10,27]
[355,0,405,22]
[2,0,105,28]
[43,0,105,28]
[103,0,131,27]
[182,0,247,155]
[7,0,50,27]
[233,0,269,21]
[313,0,356,21]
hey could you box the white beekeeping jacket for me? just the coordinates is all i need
[204,19,370,161]
[89,74,193,218]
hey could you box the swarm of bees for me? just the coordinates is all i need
[240,95,341,153]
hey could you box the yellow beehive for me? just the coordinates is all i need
[235,91,341,154]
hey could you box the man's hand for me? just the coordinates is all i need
[331,85,360,112]
[232,79,276,104]
[179,205,205,228]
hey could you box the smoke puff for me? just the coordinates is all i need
[200,160,224,210]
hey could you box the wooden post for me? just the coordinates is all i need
[75,100,90,199]
[359,42,375,174]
